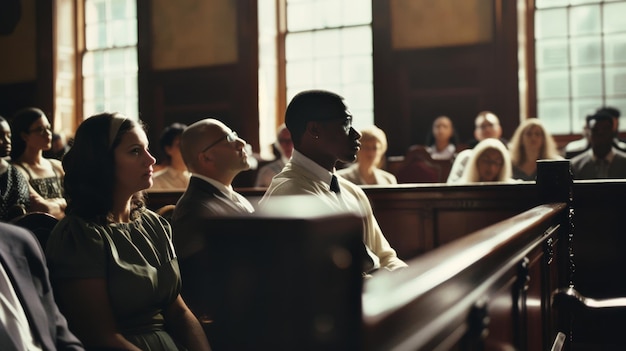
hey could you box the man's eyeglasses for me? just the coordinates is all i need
[28,126,52,135]
[202,131,238,152]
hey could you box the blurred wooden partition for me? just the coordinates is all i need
[178,197,364,351]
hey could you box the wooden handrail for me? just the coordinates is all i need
[363,203,567,351]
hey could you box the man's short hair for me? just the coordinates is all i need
[596,106,621,118]
[586,110,614,127]
[285,90,347,145]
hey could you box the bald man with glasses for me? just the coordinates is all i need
[170,118,255,327]
[172,118,254,260]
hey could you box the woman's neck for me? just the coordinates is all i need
[18,147,44,166]
[110,194,132,223]
[524,147,541,163]
[435,140,449,152]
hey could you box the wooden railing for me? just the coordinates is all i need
[362,203,568,351]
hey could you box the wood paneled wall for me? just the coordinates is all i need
[373,0,521,155]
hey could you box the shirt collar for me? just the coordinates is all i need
[291,149,335,186]
[190,173,234,197]
[591,147,616,163]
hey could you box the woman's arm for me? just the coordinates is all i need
[27,182,66,218]
[164,295,212,351]
[54,278,142,351]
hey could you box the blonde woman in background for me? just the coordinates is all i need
[457,138,512,183]
[338,125,397,185]
[508,118,562,181]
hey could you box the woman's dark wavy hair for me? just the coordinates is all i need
[10,107,47,160]
[63,112,146,224]
[159,122,187,163]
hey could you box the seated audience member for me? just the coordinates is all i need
[508,118,562,181]
[0,116,30,221]
[565,106,626,158]
[447,111,504,183]
[170,118,254,340]
[172,118,254,259]
[259,90,407,275]
[458,138,513,184]
[45,113,211,351]
[0,222,84,350]
[10,107,66,218]
[254,123,294,187]
[151,122,191,190]
[570,111,626,179]
[425,115,458,160]
[337,125,397,185]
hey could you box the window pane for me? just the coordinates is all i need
[571,67,603,98]
[342,56,372,83]
[286,61,315,87]
[313,30,340,58]
[535,0,569,9]
[604,3,626,34]
[569,5,601,36]
[604,34,626,64]
[537,100,571,134]
[571,0,601,4]
[85,0,106,24]
[535,39,569,69]
[110,0,128,20]
[317,0,342,28]
[287,1,315,31]
[535,8,567,39]
[341,26,372,56]
[537,70,570,99]
[286,32,313,60]
[314,57,341,85]
[570,36,602,66]
[342,0,372,26]
[605,66,626,96]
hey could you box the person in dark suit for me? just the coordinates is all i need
[171,118,255,259]
[170,118,254,335]
[0,222,84,350]
[570,111,626,179]
[565,106,626,159]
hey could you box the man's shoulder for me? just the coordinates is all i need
[569,151,590,168]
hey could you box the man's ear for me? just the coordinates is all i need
[198,150,212,164]
[306,121,321,139]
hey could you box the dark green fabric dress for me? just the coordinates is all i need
[46,209,185,351]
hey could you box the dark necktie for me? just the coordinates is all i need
[330,175,341,193]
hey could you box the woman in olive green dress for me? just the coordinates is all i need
[46,113,211,351]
